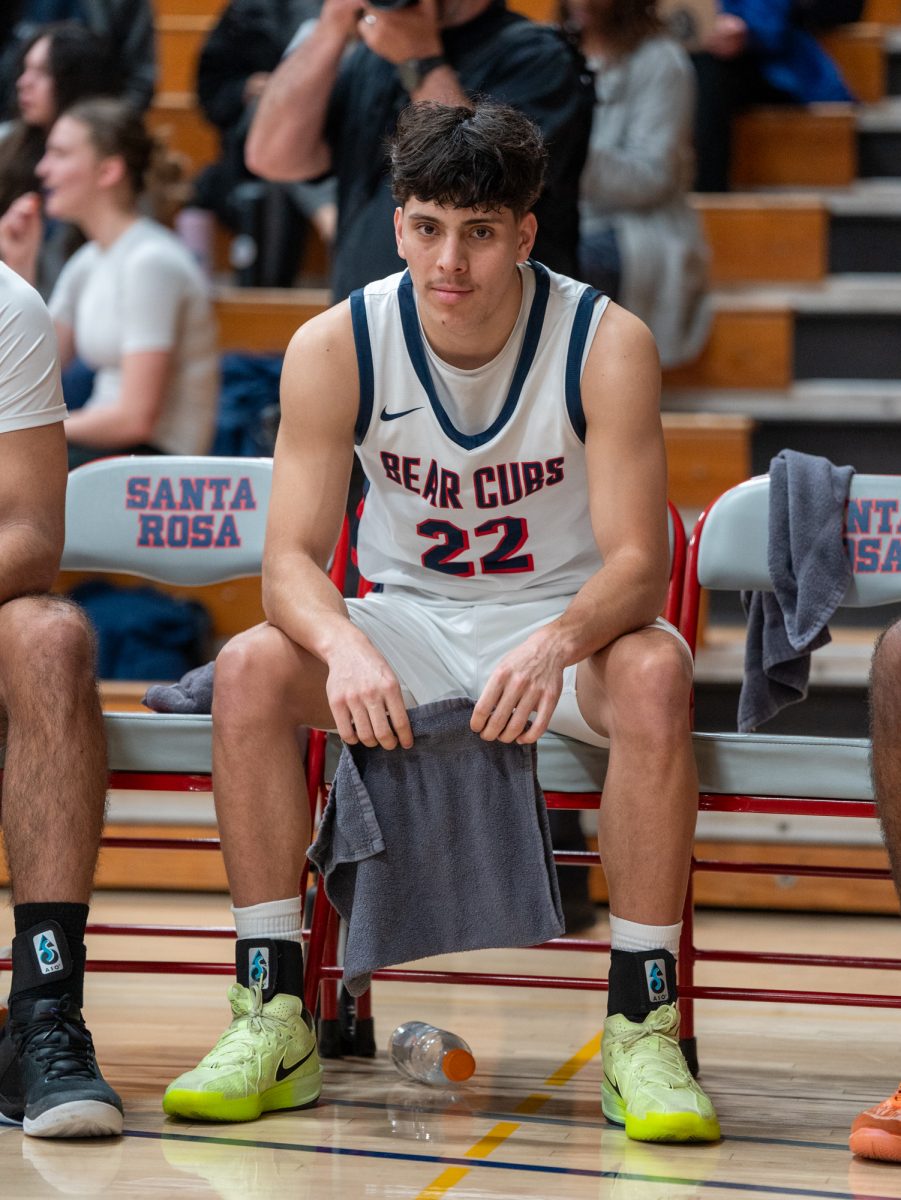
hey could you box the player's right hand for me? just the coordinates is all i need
[326,637,413,751]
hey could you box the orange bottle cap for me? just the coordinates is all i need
[442,1048,475,1082]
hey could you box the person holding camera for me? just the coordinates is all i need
[245,0,594,302]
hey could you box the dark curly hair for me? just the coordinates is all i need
[389,101,548,218]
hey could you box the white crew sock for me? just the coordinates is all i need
[232,896,304,950]
[609,914,682,958]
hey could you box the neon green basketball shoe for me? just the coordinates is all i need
[163,984,322,1123]
[602,1004,720,1143]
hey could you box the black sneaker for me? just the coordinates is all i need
[6,995,122,1138]
[0,1022,24,1124]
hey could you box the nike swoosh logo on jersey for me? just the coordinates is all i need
[380,406,424,421]
[274,1044,317,1082]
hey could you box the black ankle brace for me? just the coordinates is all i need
[607,948,677,1020]
[9,919,85,1014]
[235,937,304,1004]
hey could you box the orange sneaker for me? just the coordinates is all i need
[850,1086,901,1161]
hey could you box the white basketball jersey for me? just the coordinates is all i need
[351,261,609,601]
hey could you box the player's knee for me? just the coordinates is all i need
[610,637,692,731]
[872,619,901,698]
[213,625,290,728]
[0,595,95,692]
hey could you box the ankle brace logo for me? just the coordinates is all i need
[250,947,270,990]
[645,959,668,1003]
[33,931,63,975]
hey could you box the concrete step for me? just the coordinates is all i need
[827,179,901,271]
[857,96,901,173]
[664,379,901,422]
[698,183,901,282]
[716,277,901,383]
[885,27,901,93]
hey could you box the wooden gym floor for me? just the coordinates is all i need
[4,891,901,1199]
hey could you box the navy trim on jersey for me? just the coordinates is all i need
[350,288,374,445]
[564,286,604,443]
[396,261,551,451]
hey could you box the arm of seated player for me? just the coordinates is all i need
[64,348,170,448]
[472,304,669,745]
[263,308,413,750]
[0,423,67,604]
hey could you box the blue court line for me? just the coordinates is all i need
[123,1128,894,1199]
[321,1098,848,1152]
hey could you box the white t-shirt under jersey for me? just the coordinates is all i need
[49,217,218,454]
[0,262,66,433]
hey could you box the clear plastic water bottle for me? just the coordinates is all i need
[388,1022,476,1085]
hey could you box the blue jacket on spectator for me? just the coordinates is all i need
[722,0,854,102]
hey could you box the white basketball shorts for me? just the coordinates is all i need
[344,587,692,748]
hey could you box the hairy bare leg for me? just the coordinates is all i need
[0,596,106,903]
[575,627,697,925]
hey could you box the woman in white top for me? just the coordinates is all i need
[0,97,219,465]
[563,0,712,368]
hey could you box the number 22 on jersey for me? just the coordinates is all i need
[417,516,533,577]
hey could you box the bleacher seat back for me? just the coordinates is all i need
[62,456,273,585]
[697,473,901,607]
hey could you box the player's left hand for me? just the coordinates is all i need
[357,0,443,65]
[471,629,565,745]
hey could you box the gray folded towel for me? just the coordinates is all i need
[307,696,564,996]
[738,449,854,732]
[143,661,215,714]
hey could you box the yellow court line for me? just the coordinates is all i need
[414,1032,603,1198]
[544,1030,603,1087]
[464,1121,521,1159]
[415,1166,471,1199]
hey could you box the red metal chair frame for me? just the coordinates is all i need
[303,503,687,1027]
[672,492,901,1059]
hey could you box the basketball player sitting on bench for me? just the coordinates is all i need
[0,262,122,1139]
[164,100,720,1144]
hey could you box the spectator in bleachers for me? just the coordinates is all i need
[183,0,335,286]
[0,0,155,117]
[563,0,711,368]
[0,98,219,467]
[244,0,595,301]
[0,22,118,295]
[692,0,856,191]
